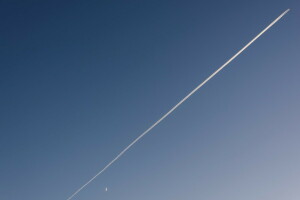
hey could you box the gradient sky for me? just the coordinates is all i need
[1,1,300,200]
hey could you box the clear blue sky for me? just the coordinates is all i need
[1,1,299,199]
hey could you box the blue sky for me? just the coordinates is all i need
[1,1,300,199]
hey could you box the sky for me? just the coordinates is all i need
[0,0,300,200]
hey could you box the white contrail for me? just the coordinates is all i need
[66,9,290,200]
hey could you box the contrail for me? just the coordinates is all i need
[66,9,290,200]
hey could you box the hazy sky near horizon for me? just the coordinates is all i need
[1,1,300,200]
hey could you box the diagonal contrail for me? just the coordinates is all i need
[66,9,290,200]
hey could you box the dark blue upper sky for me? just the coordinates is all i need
[1,0,300,200]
